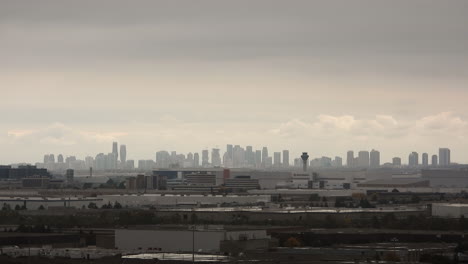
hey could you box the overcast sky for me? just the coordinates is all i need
[1,0,468,164]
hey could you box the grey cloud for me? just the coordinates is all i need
[1,0,467,77]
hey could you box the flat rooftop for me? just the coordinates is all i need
[162,206,425,214]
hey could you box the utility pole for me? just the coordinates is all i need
[192,223,195,264]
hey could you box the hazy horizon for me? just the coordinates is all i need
[2,0,468,164]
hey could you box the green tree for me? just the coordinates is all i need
[284,237,301,247]
[334,197,346,208]
[2,203,11,211]
[411,195,421,203]
[113,201,122,209]
[87,202,98,209]
[359,198,374,208]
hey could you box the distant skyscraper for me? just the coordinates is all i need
[439,148,451,167]
[43,154,49,164]
[226,144,233,160]
[49,154,55,163]
[187,152,194,161]
[422,153,428,167]
[369,149,380,168]
[232,145,244,167]
[358,151,370,168]
[156,151,170,168]
[202,150,209,167]
[211,148,221,167]
[282,150,289,167]
[112,142,118,161]
[334,156,343,167]
[95,153,106,170]
[106,153,116,169]
[120,144,127,164]
[57,154,64,163]
[432,154,438,166]
[261,147,268,165]
[255,150,262,168]
[85,156,94,168]
[273,152,281,167]
[408,152,419,167]
[245,146,254,167]
[347,151,354,167]
[126,160,135,169]
[392,157,402,166]
[138,160,146,170]
[193,153,200,167]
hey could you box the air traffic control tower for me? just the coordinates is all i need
[301,152,309,172]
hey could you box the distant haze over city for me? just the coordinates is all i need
[2,0,468,164]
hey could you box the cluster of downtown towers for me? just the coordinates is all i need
[40,142,452,171]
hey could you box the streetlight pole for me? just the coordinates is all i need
[192,217,195,264]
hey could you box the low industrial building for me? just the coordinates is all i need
[357,178,430,188]
[423,169,468,188]
[432,203,468,218]
[224,176,260,191]
[115,227,270,253]
[99,194,271,207]
[0,197,102,210]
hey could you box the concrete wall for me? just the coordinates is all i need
[154,208,427,225]
[432,203,468,218]
[115,229,267,252]
[0,198,102,210]
[99,194,270,207]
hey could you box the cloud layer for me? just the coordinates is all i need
[2,112,467,164]
[1,1,467,164]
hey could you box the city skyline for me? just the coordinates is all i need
[35,141,455,170]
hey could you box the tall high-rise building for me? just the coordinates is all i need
[393,157,402,166]
[232,145,244,167]
[282,150,289,167]
[408,152,419,167]
[57,154,64,163]
[245,146,254,167]
[255,150,262,168]
[95,153,106,170]
[347,151,354,167]
[126,160,135,169]
[202,150,209,167]
[156,151,170,168]
[432,154,438,166]
[187,152,194,161]
[193,153,200,167]
[49,154,55,163]
[120,145,127,164]
[106,153,116,170]
[273,152,281,167]
[358,151,370,168]
[211,148,221,167]
[439,148,451,167]
[112,142,118,161]
[85,156,94,168]
[226,144,233,160]
[369,149,380,168]
[422,153,428,167]
[334,156,343,167]
[261,147,268,165]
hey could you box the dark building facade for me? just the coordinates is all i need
[0,165,50,180]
